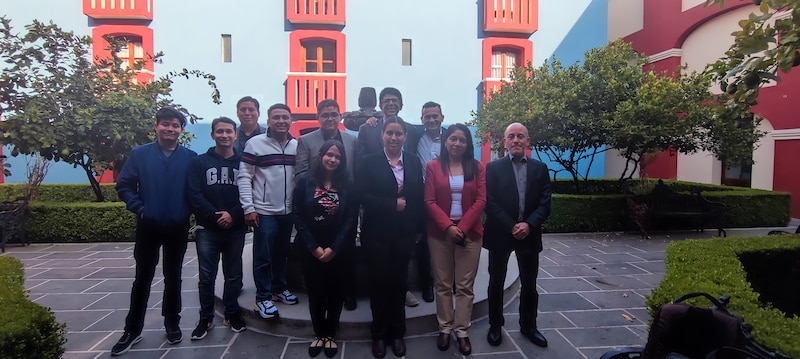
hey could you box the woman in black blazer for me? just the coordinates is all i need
[357,117,425,358]
[293,140,357,358]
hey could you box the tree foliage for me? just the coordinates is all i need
[473,39,763,192]
[706,0,800,109]
[0,17,220,201]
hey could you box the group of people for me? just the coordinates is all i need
[110,88,552,359]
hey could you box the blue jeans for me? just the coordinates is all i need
[195,227,246,319]
[253,214,293,302]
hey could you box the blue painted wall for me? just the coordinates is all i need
[3,0,608,184]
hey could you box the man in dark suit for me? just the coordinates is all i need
[484,122,552,348]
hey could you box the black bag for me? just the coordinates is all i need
[641,292,792,359]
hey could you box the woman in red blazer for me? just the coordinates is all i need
[423,123,486,356]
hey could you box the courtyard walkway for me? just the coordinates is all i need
[3,226,794,359]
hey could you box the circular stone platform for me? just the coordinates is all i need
[215,239,520,340]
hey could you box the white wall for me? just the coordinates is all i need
[607,0,643,41]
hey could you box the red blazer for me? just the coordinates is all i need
[424,159,486,239]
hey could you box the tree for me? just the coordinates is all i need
[0,17,220,202]
[473,39,763,192]
[706,0,800,109]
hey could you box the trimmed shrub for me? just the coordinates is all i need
[0,256,66,359]
[24,202,136,242]
[0,183,119,202]
[546,194,628,232]
[648,236,800,358]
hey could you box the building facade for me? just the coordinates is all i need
[606,0,800,217]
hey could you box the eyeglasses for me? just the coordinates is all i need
[319,112,340,119]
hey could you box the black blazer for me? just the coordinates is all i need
[292,175,357,254]
[356,119,420,164]
[357,150,425,237]
[483,156,552,252]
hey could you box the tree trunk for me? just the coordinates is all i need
[82,164,105,202]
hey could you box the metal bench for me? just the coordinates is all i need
[628,181,726,239]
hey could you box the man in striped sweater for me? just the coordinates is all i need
[237,103,299,319]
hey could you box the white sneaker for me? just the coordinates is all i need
[274,289,299,305]
[405,291,420,307]
[254,299,278,319]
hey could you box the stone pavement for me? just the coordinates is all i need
[3,225,795,359]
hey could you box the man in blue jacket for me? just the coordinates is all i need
[187,117,247,340]
[112,107,197,356]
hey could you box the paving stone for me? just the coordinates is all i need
[89,258,137,267]
[54,309,113,331]
[469,327,518,354]
[561,309,640,328]
[84,267,136,279]
[538,277,599,293]
[4,251,48,259]
[579,291,646,310]
[630,260,665,273]
[549,246,605,256]
[633,273,664,287]
[588,253,643,264]
[34,293,106,310]
[543,254,601,266]
[559,326,643,347]
[83,250,134,259]
[84,278,138,293]
[40,259,98,268]
[39,251,93,260]
[539,293,596,312]
[163,346,227,359]
[624,308,651,324]
[65,331,109,351]
[584,275,651,290]
[536,311,574,330]
[61,351,102,359]
[85,243,135,251]
[223,331,288,358]
[541,264,599,278]
[28,279,104,294]
[29,267,100,280]
[591,245,640,254]
[586,263,647,276]
[629,251,667,261]
[509,328,582,358]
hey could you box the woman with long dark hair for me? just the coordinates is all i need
[292,139,357,358]
[357,116,425,358]
[424,123,486,355]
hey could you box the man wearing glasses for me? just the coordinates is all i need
[295,99,357,179]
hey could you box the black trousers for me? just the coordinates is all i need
[125,221,189,334]
[363,233,415,340]
[414,232,432,288]
[301,250,345,339]
[487,246,540,330]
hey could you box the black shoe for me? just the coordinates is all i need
[487,326,502,346]
[324,337,338,358]
[391,338,406,357]
[422,283,434,303]
[521,327,548,347]
[110,331,142,356]
[190,318,213,340]
[165,321,182,345]
[343,296,357,311]
[372,340,386,358]
[225,313,247,333]
[309,338,325,358]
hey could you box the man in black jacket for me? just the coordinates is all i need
[186,117,247,340]
[484,122,552,348]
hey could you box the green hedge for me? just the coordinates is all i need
[0,183,119,202]
[0,256,66,359]
[25,202,136,242]
[647,236,800,358]
[0,180,791,241]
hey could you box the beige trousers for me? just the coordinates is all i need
[427,233,482,338]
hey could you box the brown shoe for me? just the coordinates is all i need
[372,340,386,358]
[457,337,472,355]
[436,332,450,351]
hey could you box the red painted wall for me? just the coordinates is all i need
[773,140,800,217]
